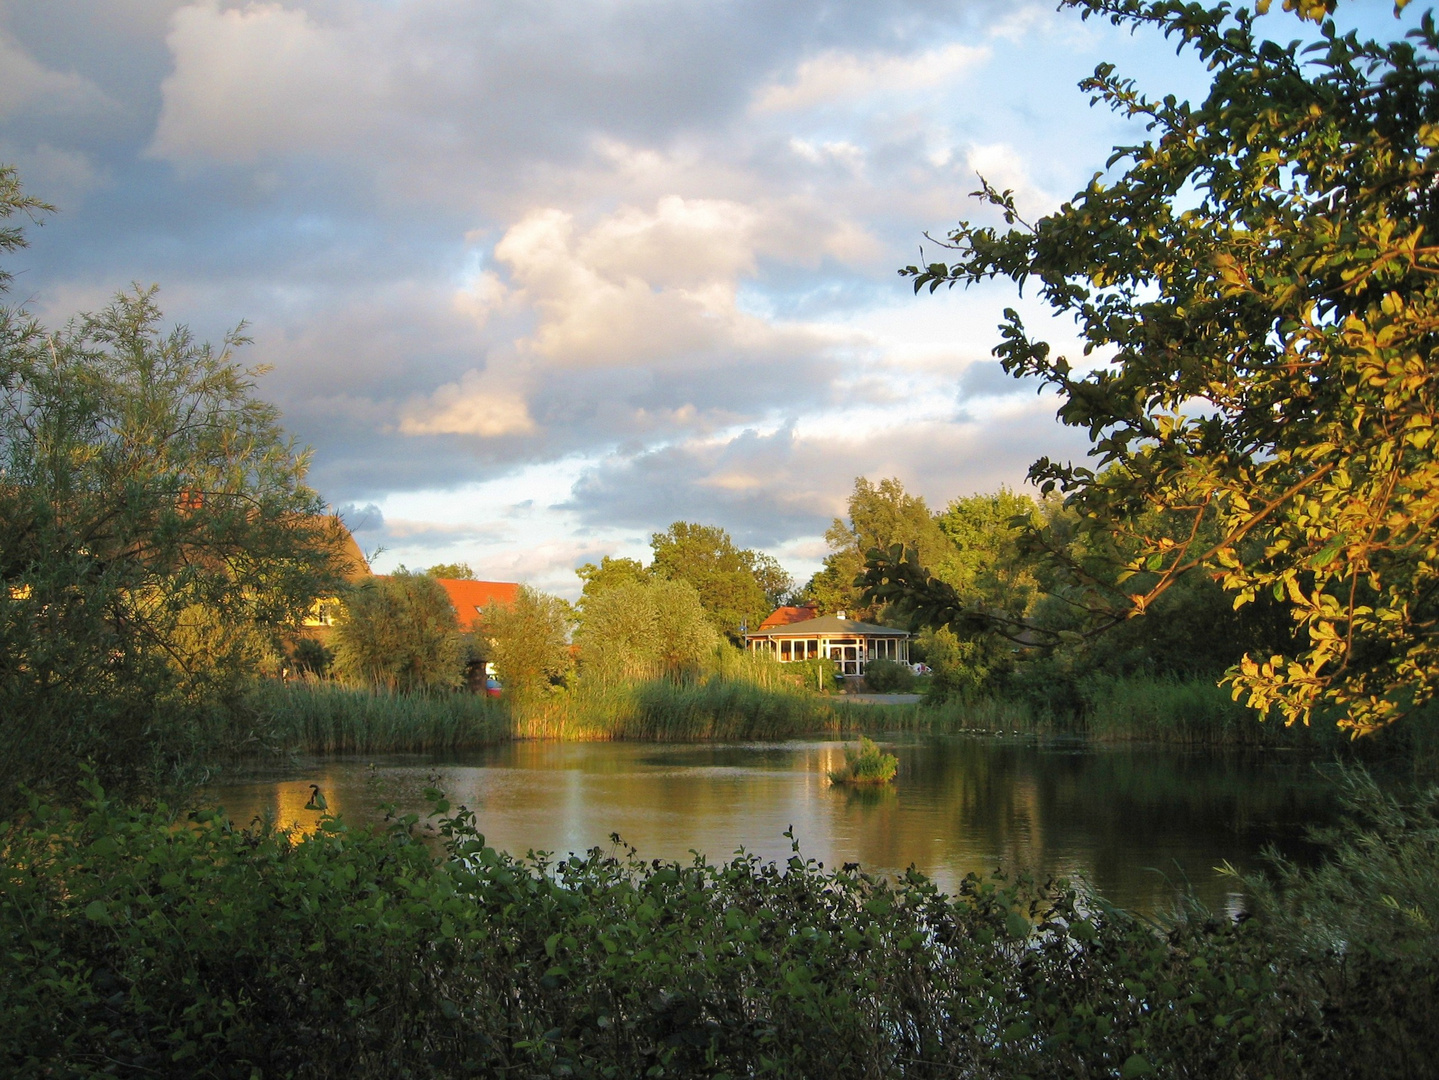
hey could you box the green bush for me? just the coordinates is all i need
[863,658,915,693]
[4,775,1438,1078]
[332,572,467,692]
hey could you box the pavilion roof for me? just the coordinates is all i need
[746,613,908,638]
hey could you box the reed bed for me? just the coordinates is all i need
[513,676,848,741]
[1077,675,1304,746]
[247,679,510,753]
[246,668,1401,757]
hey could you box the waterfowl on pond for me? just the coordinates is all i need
[304,784,328,811]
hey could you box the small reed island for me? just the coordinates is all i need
[827,736,899,785]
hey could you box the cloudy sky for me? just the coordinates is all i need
[0,0,1394,596]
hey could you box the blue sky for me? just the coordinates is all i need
[0,0,1404,595]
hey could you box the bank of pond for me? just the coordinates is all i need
[243,673,1436,760]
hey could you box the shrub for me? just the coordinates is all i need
[482,585,573,699]
[289,637,333,678]
[331,572,466,692]
[863,658,915,693]
[574,578,718,684]
[5,774,1438,1078]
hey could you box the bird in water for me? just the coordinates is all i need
[304,784,328,812]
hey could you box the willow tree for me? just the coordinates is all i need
[864,0,1439,735]
[0,166,350,802]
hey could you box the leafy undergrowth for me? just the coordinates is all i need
[3,775,1437,1078]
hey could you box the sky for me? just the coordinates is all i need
[0,0,1400,597]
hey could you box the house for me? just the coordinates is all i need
[757,604,817,629]
[299,517,373,639]
[745,610,910,678]
[431,578,520,631]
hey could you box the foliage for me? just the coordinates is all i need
[482,584,574,698]
[934,488,1048,610]
[0,164,52,290]
[424,562,473,579]
[331,571,466,692]
[879,1,1439,736]
[289,637,333,678]
[919,625,1013,701]
[650,521,788,639]
[574,577,719,683]
[1237,768,1439,963]
[862,657,916,693]
[575,554,651,612]
[806,477,952,620]
[6,775,1439,1077]
[0,171,346,806]
[828,736,899,784]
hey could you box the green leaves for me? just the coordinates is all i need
[894,0,1439,736]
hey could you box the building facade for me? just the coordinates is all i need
[745,611,910,678]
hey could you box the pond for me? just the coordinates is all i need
[205,734,1337,915]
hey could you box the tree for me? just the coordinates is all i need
[483,585,573,698]
[649,522,772,639]
[749,552,796,611]
[575,555,652,612]
[331,572,466,691]
[574,577,719,683]
[807,477,952,619]
[425,562,474,579]
[0,168,347,802]
[868,0,1439,735]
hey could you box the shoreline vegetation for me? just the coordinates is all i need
[243,666,1436,762]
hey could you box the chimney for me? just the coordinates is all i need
[836,610,846,620]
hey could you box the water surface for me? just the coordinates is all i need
[206,735,1335,914]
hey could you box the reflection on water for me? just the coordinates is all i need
[205,735,1336,914]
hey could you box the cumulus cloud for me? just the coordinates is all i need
[149,3,384,164]
[395,195,873,450]
[563,395,1090,549]
[754,42,990,113]
[0,0,1172,588]
[399,370,537,438]
[0,31,115,120]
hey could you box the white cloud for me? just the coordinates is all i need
[399,369,537,438]
[150,2,383,163]
[397,194,873,441]
[754,42,989,113]
[0,32,115,119]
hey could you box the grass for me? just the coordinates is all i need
[513,675,847,741]
[246,665,1439,764]
[245,679,510,754]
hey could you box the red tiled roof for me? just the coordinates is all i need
[434,579,521,631]
[758,605,818,629]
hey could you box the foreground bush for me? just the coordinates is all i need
[4,776,1437,1078]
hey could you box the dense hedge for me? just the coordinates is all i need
[2,777,1435,1078]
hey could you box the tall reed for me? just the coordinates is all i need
[247,679,510,754]
[513,676,847,741]
[1078,675,1328,747]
